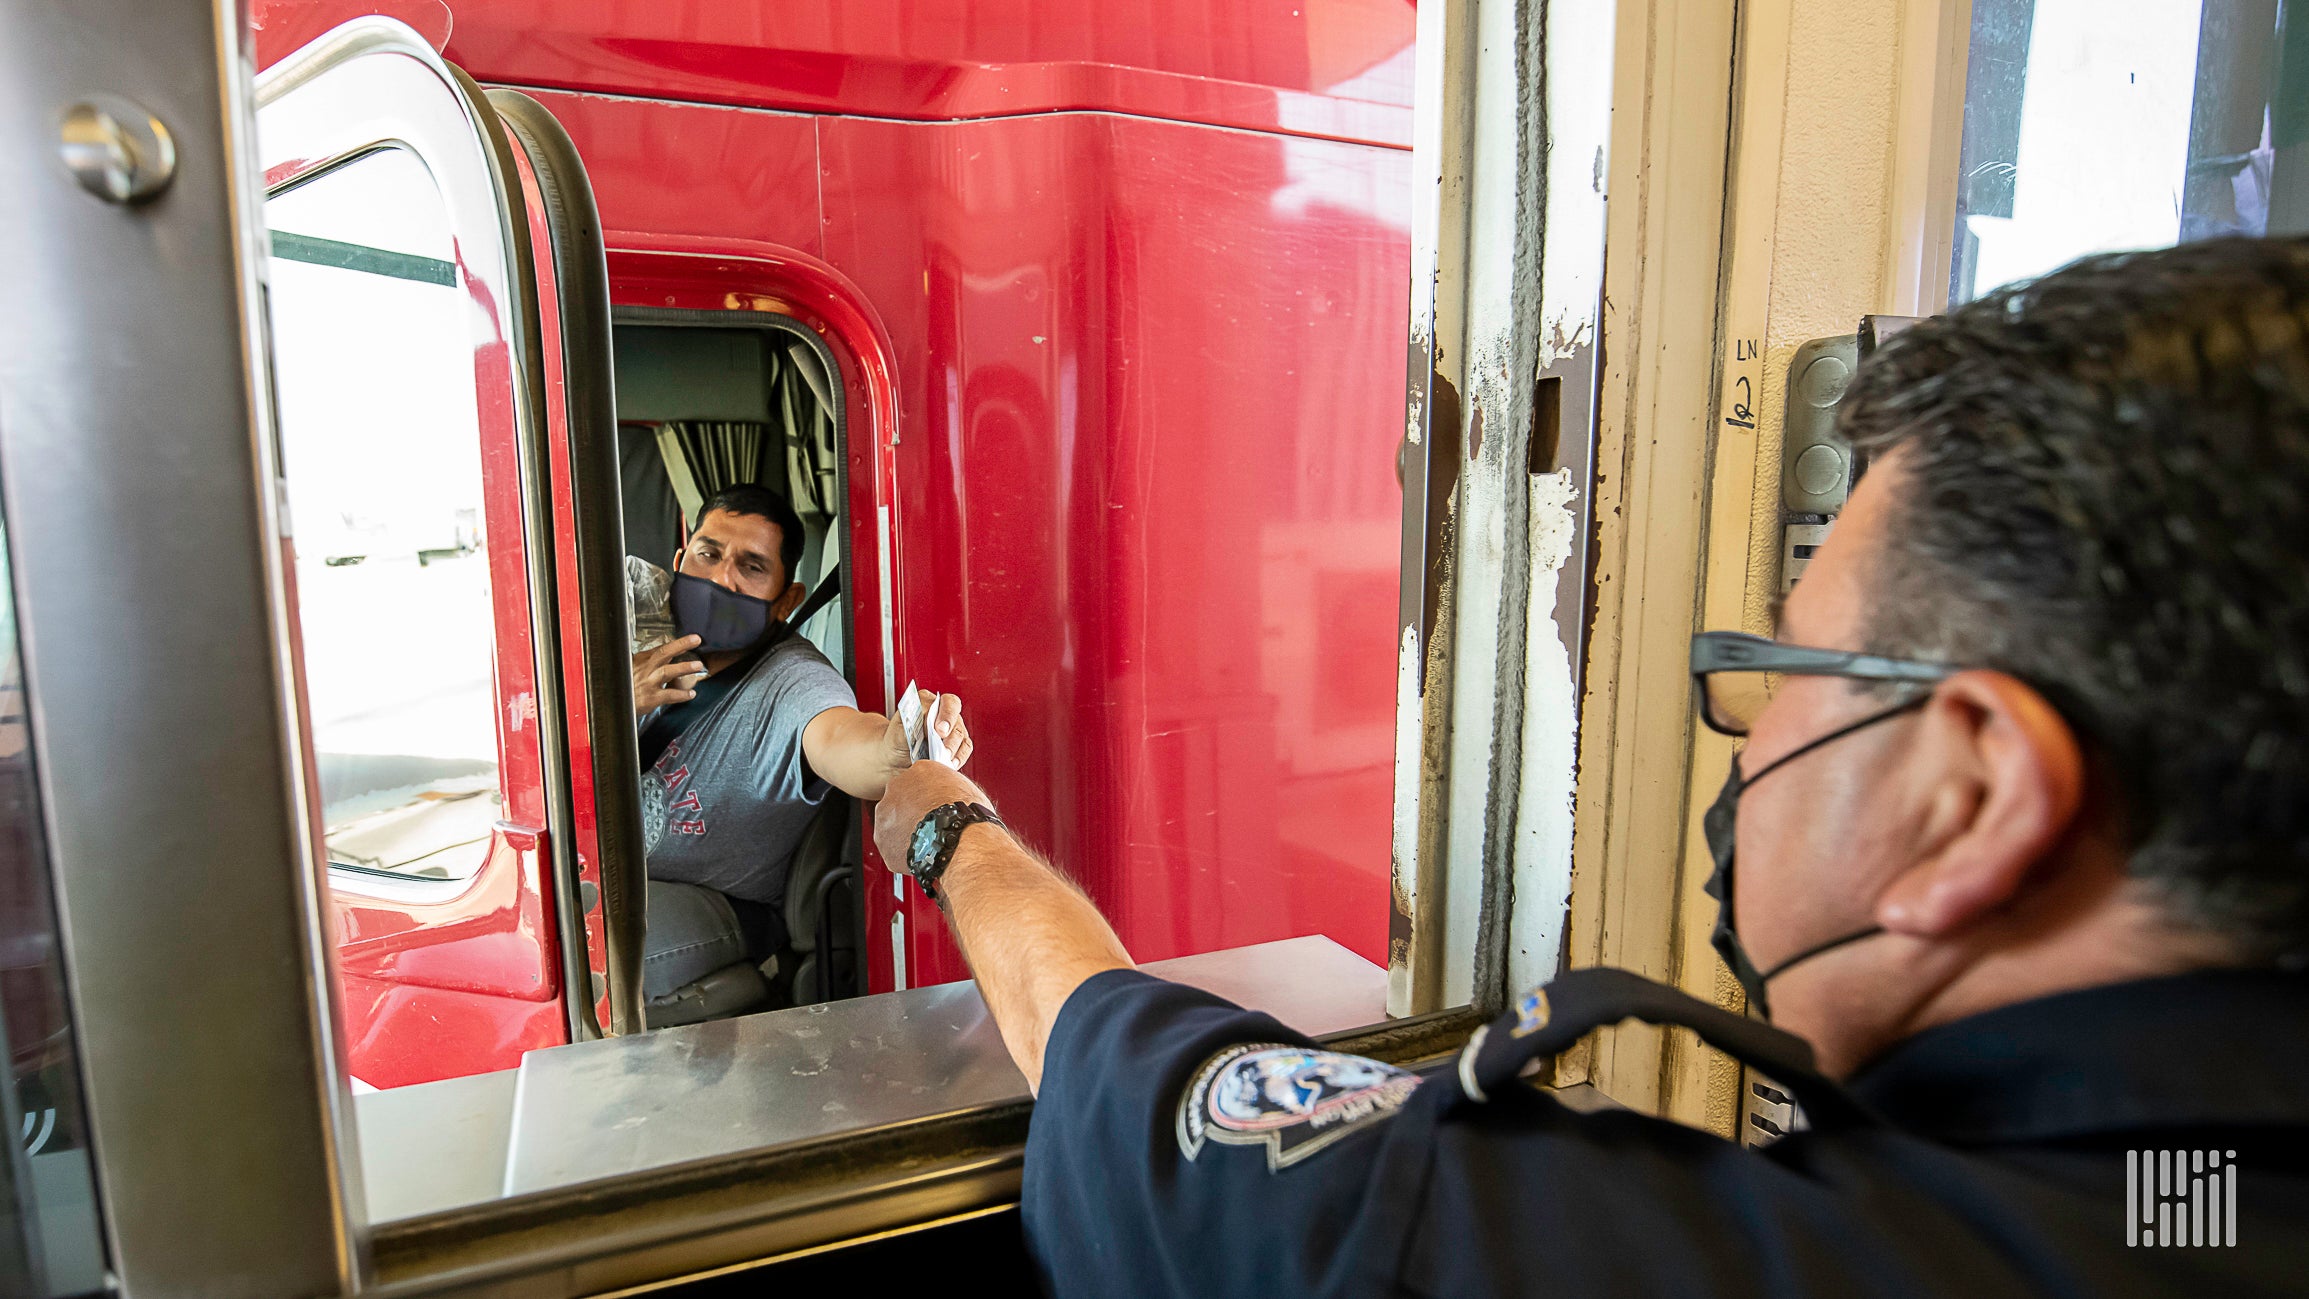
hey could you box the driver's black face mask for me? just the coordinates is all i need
[671,569,788,654]
[1703,697,1928,1019]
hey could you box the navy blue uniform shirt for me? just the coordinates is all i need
[1023,967,2309,1296]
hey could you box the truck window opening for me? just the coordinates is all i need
[611,314,861,1020]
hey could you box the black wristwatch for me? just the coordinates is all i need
[906,801,1004,902]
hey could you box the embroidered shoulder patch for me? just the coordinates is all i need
[1175,1043,1420,1172]
[1508,987,1552,1038]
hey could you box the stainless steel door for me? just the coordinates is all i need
[0,1,360,1292]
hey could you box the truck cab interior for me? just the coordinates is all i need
[609,314,863,1026]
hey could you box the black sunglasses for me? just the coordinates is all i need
[1689,631,1958,736]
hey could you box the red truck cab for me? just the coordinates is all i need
[251,0,1413,1089]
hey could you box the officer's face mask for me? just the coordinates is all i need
[1703,697,1929,1020]
[669,568,787,653]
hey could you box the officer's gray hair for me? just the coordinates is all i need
[1840,236,2309,963]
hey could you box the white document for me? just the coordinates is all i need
[896,679,954,766]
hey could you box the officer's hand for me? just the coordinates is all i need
[632,635,705,717]
[877,689,976,770]
[874,760,993,871]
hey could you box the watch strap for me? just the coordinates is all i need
[910,800,1004,901]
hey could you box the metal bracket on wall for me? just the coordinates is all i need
[1860,313,1924,353]
[1740,1073,1805,1147]
[1780,518,1833,594]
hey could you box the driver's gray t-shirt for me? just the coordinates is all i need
[640,634,856,906]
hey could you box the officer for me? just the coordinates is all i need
[873,237,2309,1294]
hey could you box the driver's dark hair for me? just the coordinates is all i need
[692,482,806,582]
[1840,236,2309,963]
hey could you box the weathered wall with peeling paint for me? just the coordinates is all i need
[1436,0,1549,1011]
[1393,0,1615,1017]
[1503,0,1616,1000]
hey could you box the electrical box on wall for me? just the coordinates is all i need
[1777,334,1854,592]
[1776,316,1923,591]
[1780,334,1858,517]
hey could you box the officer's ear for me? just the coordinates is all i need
[1873,671,2085,938]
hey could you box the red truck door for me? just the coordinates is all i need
[255,18,627,1088]
[488,87,650,1040]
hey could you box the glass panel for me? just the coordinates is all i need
[1950,0,2294,304]
[267,148,500,882]
[0,522,106,1296]
[248,23,1429,1229]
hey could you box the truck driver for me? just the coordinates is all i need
[630,483,970,971]
[871,237,2309,1293]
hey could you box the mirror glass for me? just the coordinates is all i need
[0,524,106,1296]
[266,147,500,883]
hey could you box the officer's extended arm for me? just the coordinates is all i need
[872,761,1132,1093]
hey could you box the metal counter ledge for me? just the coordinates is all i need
[356,934,1389,1222]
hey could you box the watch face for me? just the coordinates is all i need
[909,814,943,871]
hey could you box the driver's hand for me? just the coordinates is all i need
[874,760,993,871]
[632,635,705,717]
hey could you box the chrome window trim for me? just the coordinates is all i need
[324,861,489,906]
[254,14,442,112]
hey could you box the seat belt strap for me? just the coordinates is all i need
[637,636,774,770]
[790,566,842,628]
[654,422,705,529]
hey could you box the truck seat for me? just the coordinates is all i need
[781,793,860,1006]
[640,794,860,1028]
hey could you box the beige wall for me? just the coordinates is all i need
[1743,0,1932,633]
[1570,0,1739,1122]
[1570,0,1965,1130]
